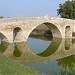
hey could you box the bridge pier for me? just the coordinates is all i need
[0,30,13,43]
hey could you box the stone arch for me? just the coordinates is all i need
[27,22,62,57]
[13,27,23,42]
[27,22,62,40]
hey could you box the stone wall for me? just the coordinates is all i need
[0,16,74,43]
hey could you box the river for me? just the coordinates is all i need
[0,36,75,75]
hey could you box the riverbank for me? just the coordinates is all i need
[0,54,43,75]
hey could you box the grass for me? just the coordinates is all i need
[0,54,42,75]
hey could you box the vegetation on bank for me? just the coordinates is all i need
[0,16,4,19]
[56,55,75,75]
[0,54,43,75]
[57,0,75,19]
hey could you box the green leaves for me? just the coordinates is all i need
[57,1,75,19]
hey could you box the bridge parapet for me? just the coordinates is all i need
[0,16,74,24]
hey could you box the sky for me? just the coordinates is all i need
[0,0,67,18]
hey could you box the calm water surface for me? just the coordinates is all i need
[0,36,75,75]
[27,37,75,75]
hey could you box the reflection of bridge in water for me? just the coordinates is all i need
[0,38,75,64]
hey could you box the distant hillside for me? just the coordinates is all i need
[0,16,4,19]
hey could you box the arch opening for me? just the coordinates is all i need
[27,22,62,57]
[13,27,22,42]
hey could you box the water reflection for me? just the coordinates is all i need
[0,38,75,75]
[27,35,62,57]
[13,44,22,57]
[0,38,75,62]
[37,38,61,57]
[0,42,8,53]
[28,37,51,54]
[57,55,75,75]
[65,38,71,50]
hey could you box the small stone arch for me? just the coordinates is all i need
[13,27,23,42]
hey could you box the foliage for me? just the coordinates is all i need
[57,55,75,75]
[0,16,4,19]
[57,0,75,19]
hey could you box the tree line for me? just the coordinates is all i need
[57,0,75,19]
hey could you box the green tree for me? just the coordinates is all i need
[57,0,75,19]
[0,16,4,19]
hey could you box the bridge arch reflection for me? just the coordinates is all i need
[0,38,74,64]
[27,22,62,56]
[37,38,62,57]
[0,32,9,53]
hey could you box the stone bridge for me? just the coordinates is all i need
[0,16,75,43]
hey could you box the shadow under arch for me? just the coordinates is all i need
[43,22,62,38]
[27,22,62,57]
[13,27,22,42]
[0,33,9,53]
[27,22,62,40]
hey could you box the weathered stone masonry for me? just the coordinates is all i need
[0,16,75,43]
